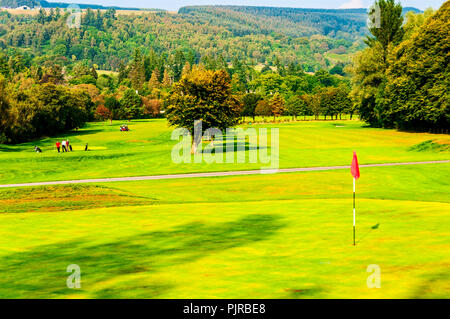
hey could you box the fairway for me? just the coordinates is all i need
[0,120,449,298]
[0,120,449,185]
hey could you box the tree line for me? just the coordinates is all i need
[351,0,449,131]
[0,39,352,144]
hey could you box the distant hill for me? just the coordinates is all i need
[0,0,39,7]
[0,0,162,11]
[0,2,423,73]
[179,5,422,38]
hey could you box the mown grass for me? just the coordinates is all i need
[0,164,449,298]
[0,119,449,185]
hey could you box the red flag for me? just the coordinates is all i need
[351,151,360,180]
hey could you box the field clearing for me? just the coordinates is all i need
[1,8,40,15]
[324,52,353,64]
[97,70,119,76]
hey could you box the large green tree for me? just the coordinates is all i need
[269,93,286,121]
[286,96,305,120]
[242,93,262,120]
[0,76,11,143]
[120,89,143,121]
[166,66,241,152]
[385,1,449,131]
[1,82,91,143]
[366,0,404,62]
[352,0,405,127]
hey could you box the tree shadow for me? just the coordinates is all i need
[356,223,380,245]
[0,214,284,298]
[5,152,139,164]
[0,145,19,153]
[2,130,103,150]
[410,271,450,299]
[57,129,103,139]
[285,287,326,298]
[202,141,269,154]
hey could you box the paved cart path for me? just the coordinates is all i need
[1,160,449,188]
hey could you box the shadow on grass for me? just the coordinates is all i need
[0,130,103,152]
[4,152,140,165]
[285,287,326,298]
[0,214,283,298]
[20,130,102,146]
[356,223,380,245]
[410,271,450,299]
[0,145,19,153]
[202,141,268,154]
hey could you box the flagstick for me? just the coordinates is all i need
[353,178,356,246]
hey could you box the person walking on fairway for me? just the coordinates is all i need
[67,139,72,152]
[56,141,61,153]
[62,140,67,152]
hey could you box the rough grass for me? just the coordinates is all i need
[409,140,450,152]
[0,185,152,213]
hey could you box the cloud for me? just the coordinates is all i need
[339,0,364,9]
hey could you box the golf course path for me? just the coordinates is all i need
[1,160,449,189]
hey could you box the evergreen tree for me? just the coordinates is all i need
[162,69,172,88]
[366,0,404,62]
[148,69,161,90]
[120,89,143,121]
[286,95,306,120]
[181,62,191,78]
[129,49,145,91]
[242,93,262,120]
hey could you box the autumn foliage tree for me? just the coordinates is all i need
[255,99,271,117]
[142,97,162,118]
[269,93,286,121]
[95,105,111,121]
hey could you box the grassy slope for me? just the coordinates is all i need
[0,119,449,184]
[0,120,448,298]
[0,164,449,298]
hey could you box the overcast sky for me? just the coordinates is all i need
[45,1,446,11]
